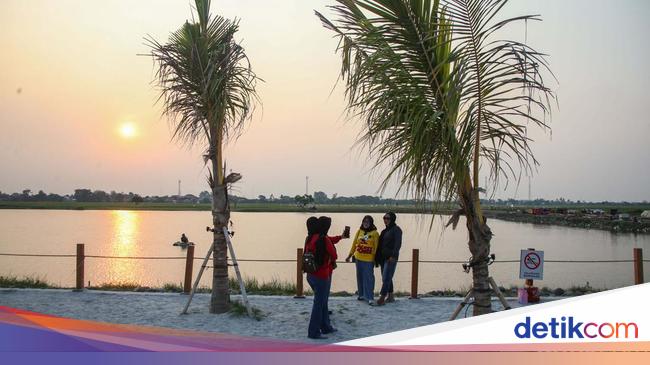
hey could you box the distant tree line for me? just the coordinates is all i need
[234,191,418,206]
[0,189,67,202]
[0,189,206,204]
[480,198,649,207]
[0,189,646,206]
[0,189,417,206]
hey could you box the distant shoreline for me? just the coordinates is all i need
[0,201,431,213]
[1,201,649,234]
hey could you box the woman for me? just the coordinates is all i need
[346,215,379,304]
[304,216,340,339]
[375,212,402,305]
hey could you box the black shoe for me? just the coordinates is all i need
[321,327,338,334]
[308,334,329,340]
[328,310,333,315]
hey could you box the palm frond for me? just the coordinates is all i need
[316,0,466,203]
[146,0,260,149]
[317,0,555,203]
[442,0,556,192]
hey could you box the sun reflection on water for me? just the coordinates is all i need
[109,210,141,283]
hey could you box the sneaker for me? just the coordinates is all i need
[368,300,374,305]
[357,297,365,301]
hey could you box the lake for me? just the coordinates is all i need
[0,210,648,292]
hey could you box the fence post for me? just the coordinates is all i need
[183,245,195,294]
[410,248,419,299]
[634,248,644,284]
[75,243,84,291]
[295,248,305,298]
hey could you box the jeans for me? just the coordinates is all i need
[306,274,332,337]
[355,260,375,301]
[380,259,397,296]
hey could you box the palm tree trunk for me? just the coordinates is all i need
[209,148,230,313]
[467,220,492,316]
[460,176,493,316]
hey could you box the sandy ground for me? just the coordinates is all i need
[0,288,525,343]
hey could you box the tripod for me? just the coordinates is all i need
[449,277,511,320]
[181,226,252,317]
[449,254,511,320]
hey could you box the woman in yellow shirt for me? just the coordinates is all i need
[345,215,379,304]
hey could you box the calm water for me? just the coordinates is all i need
[0,210,648,292]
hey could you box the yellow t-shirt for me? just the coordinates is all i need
[348,229,379,262]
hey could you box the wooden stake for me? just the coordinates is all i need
[183,245,195,294]
[410,249,419,299]
[295,248,305,298]
[634,248,644,284]
[74,243,84,291]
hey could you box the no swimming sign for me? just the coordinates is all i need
[519,249,544,280]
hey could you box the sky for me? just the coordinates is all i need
[0,0,648,202]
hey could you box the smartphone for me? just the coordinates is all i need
[343,226,350,238]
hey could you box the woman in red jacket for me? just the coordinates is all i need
[305,216,340,339]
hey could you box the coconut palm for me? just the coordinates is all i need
[147,0,259,313]
[316,0,555,315]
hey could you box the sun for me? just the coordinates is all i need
[119,123,137,138]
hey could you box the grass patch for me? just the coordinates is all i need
[567,282,600,296]
[86,281,211,293]
[330,290,354,297]
[229,300,265,321]
[162,282,183,293]
[89,282,141,291]
[425,288,465,297]
[229,277,297,296]
[0,275,56,289]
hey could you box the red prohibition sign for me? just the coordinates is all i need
[524,252,541,270]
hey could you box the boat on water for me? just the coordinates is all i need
[172,241,194,248]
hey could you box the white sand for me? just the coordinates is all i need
[0,288,524,343]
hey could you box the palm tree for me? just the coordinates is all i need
[147,0,259,313]
[316,0,555,315]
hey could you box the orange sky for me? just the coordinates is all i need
[1,0,649,201]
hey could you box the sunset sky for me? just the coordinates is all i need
[1,0,649,201]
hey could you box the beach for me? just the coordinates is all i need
[0,288,522,343]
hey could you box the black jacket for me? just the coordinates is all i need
[376,224,402,264]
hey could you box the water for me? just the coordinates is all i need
[0,210,648,292]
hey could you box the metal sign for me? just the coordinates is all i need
[519,249,544,280]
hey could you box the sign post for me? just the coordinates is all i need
[519,248,544,304]
[519,249,544,280]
